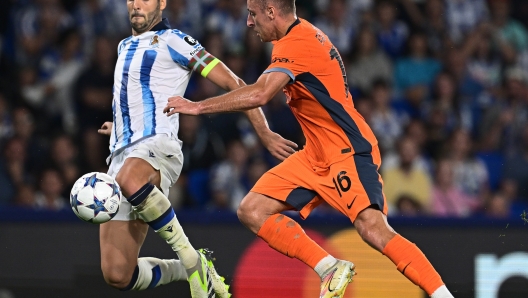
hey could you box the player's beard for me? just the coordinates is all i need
[130,2,161,34]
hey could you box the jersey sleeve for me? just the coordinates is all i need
[264,39,309,83]
[117,36,132,56]
[166,30,220,77]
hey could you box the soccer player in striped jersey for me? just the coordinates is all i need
[96,0,297,297]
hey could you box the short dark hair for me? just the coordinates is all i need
[256,0,296,15]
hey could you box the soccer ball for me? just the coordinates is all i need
[70,172,122,224]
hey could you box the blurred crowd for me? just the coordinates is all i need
[0,0,528,220]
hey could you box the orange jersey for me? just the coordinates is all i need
[264,19,379,168]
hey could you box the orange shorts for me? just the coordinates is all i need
[251,150,388,222]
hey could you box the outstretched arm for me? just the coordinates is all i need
[165,71,291,115]
[199,63,297,159]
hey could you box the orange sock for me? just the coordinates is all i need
[382,234,444,295]
[257,214,329,269]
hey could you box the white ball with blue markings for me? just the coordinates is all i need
[70,172,122,224]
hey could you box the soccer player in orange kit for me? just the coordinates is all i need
[164,0,454,297]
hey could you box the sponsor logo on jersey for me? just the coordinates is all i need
[184,35,198,46]
[315,31,326,45]
[272,57,294,63]
[189,47,203,57]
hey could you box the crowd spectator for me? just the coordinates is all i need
[425,72,470,132]
[74,36,114,131]
[375,0,409,59]
[12,0,75,66]
[34,168,67,211]
[164,0,204,40]
[205,0,247,54]
[382,137,432,212]
[12,184,36,208]
[444,129,489,199]
[430,159,478,217]
[480,67,528,156]
[400,0,449,59]
[209,140,250,211]
[0,137,29,206]
[466,30,503,89]
[24,27,86,134]
[314,0,355,57]
[384,119,434,173]
[11,107,47,172]
[483,191,512,218]
[48,134,81,198]
[394,31,442,101]
[444,0,489,44]
[395,194,424,217]
[74,0,129,57]
[348,26,393,95]
[369,79,403,154]
[489,0,528,55]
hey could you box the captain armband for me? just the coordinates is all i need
[188,49,221,78]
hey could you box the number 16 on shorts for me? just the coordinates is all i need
[332,171,351,197]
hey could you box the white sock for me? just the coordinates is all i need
[314,255,338,279]
[431,285,454,298]
[128,184,198,269]
[127,258,188,290]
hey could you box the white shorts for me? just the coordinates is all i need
[107,134,184,221]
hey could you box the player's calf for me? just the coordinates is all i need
[354,208,453,297]
[103,257,188,291]
[100,219,148,289]
[120,258,188,291]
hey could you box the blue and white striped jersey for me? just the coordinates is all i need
[109,18,205,159]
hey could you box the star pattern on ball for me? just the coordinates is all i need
[84,173,105,188]
[86,196,108,217]
[108,183,120,196]
[70,193,83,212]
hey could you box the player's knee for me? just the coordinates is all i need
[101,262,135,289]
[115,167,146,198]
[237,198,261,232]
[356,219,379,248]
[237,199,252,225]
[116,159,160,198]
[355,208,395,251]
[115,168,142,198]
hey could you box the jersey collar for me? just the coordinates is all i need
[285,18,300,35]
[150,18,171,31]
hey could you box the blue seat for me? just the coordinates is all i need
[186,169,211,207]
[476,152,503,191]
[510,201,528,218]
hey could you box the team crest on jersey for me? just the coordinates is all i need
[150,35,160,48]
